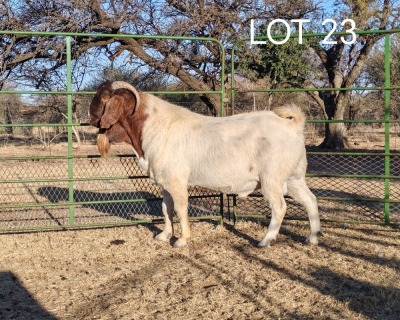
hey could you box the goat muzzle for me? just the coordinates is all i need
[90,116,101,127]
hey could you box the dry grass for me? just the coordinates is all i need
[0,220,399,320]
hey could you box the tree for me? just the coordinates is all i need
[2,1,398,150]
[247,1,399,149]
[361,33,400,119]
[305,0,400,149]
[235,30,313,110]
[85,64,208,112]
[0,0,318,117]
[0,82,25,135]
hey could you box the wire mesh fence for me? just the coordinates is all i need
[0,32,227,233]
[0,151,223,232]
[1,30,400,233]
[228,120,400,225]
[227,31,400,226]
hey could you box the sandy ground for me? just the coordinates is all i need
[0,220,399,320]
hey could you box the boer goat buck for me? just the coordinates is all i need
[90,81,321,248]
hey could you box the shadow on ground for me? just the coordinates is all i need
[38,186,215,220]
[0,271,58,320]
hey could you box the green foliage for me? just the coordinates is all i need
[364,34,400,87]
[236,23,313,88]
[257,38,312,85]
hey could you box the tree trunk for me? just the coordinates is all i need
[318,94,351,149]
[319,122,350,149]
[60,112,81,149]
[200,94,220,116]
[5,104,13,135]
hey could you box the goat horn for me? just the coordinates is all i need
[111,81,141,110]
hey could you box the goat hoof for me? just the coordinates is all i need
[306,235,319,245]
[173,238,188,248]
[258,239,274,248]
[155,231,172,242]
[307,230,323,245]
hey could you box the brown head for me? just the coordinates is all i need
[89,81,146,157]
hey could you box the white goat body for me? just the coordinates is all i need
[90,81,321,248]
[142,95,303,196]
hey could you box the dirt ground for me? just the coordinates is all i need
[0,132,399,319]
[0,220,399,320]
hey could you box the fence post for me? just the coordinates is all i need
[384,34,391,224]
[220,46,226,117]
[66,36,75,225]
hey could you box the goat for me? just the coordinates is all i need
[89,80,321,248]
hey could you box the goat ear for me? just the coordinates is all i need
[100,95,124,129]
[131,94,139,116]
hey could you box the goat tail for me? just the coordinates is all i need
[273,104,305,131]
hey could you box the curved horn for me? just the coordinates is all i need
[111,81,141,110]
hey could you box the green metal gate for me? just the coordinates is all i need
[1,29,399,233]
[228,29,400,225]
[0,32,225,232]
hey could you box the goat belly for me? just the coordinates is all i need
[206,180,260,198]
[197,180,259,197]
[189,172,260,197]
[236,180,261,198]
